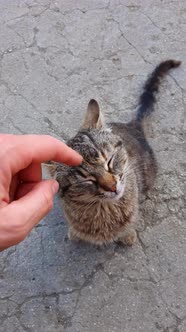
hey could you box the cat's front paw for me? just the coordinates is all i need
[68,227,80,241]
[117,228,137,246]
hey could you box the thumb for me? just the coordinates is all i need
[5,179,59,233]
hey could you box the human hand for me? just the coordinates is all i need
[0,134,82,251]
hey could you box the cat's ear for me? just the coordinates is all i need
[82,99,104,129]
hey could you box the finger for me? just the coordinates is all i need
[9,174,19,202]
[19,162,42,183]
[1,180,59,243]
[0,134,82,177]
[15,182,37,200]
[0,175,19,208]
[5,164,42,205]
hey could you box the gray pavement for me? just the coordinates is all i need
[0,1,185,331]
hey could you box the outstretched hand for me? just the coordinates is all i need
[0,134,82,251]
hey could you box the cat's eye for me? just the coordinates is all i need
[107,155,114,171]
[83,176,97,184]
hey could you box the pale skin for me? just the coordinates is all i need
[0,134,82,251]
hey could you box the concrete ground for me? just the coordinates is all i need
[0,1,185,331]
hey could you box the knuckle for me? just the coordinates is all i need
[7,220,28,244]
[16,230,27,243]
[12,220,28,236]
[2,210,29,241]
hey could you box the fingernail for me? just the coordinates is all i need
[52,181,59,194]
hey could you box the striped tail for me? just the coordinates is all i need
[136,59,181,123]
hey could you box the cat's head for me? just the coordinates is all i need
[57,100,129,202]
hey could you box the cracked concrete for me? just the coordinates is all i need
[0,0,185,331]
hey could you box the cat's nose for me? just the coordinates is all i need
[101,182,117,192]
[109,184,117,192]
[104,183,117,193]
[98,174,117,192]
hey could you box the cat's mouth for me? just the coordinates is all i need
[99,184,125,201]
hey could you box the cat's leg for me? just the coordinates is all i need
[117,225,137,246]
[117,203,138,246]
[116,177,139,246]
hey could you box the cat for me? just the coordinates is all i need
[47,59,181,246]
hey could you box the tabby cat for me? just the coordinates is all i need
[48,60,181,246]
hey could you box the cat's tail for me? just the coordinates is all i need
[136,59,181,123]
